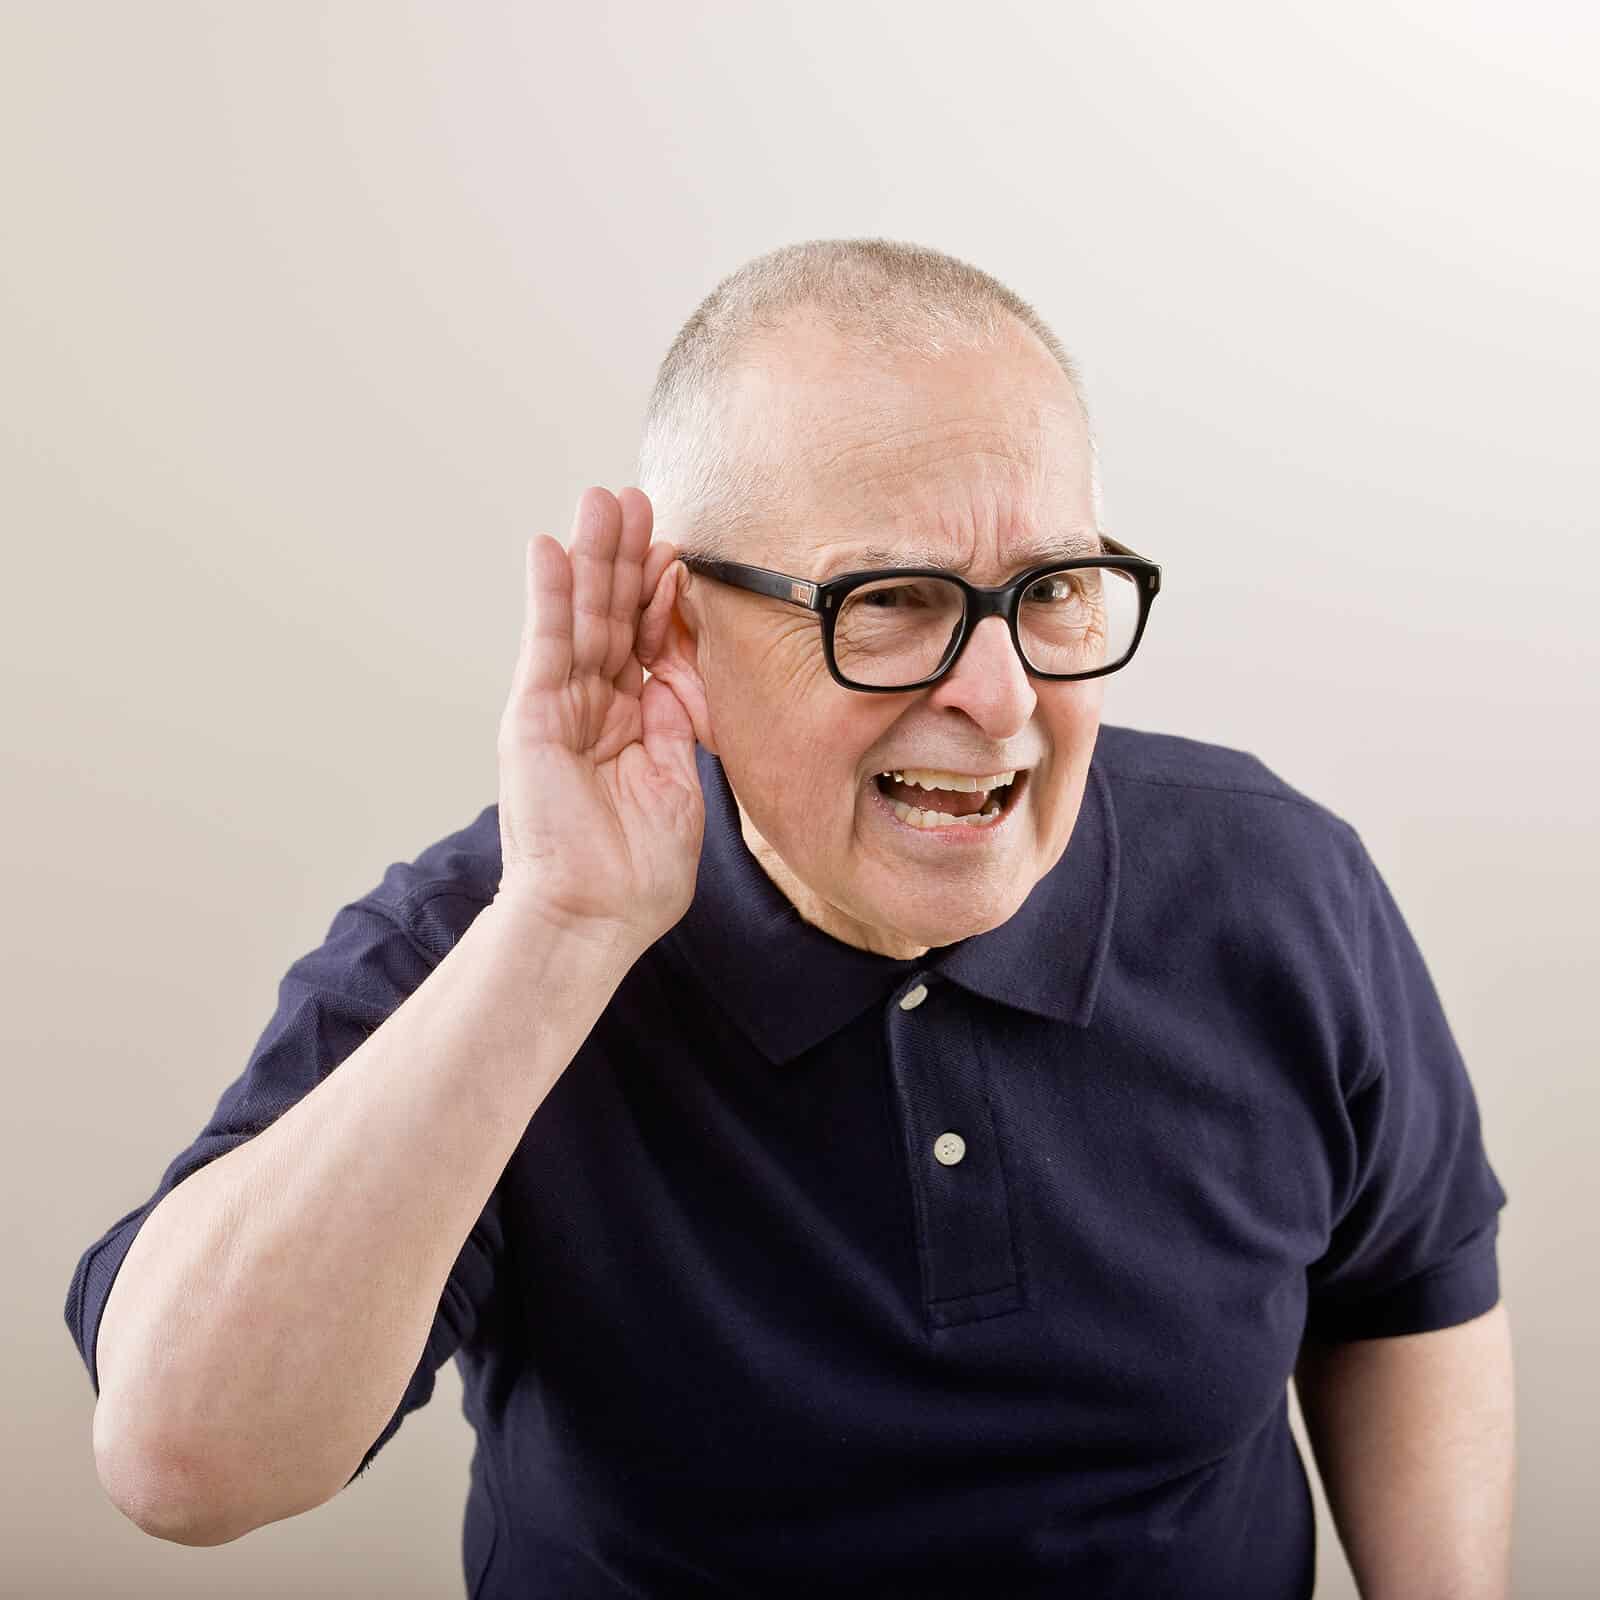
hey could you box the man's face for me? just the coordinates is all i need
[682,313,1105,952]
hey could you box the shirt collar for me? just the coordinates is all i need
[667,743,1119,1064]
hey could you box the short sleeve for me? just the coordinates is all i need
[62,891,506,1484]
[1303,848,1508,1341]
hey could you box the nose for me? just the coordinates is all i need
[924,614,1037,738]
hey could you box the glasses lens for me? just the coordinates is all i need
[1017,564,1140,677]
[832,564,1144,687]
[833,575,966,688]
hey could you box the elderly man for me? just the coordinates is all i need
[70,239,1513,1599]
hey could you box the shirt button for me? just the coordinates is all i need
[933,1132,966,1166]
[899,982,929,1011]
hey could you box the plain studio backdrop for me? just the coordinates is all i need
[4,3,1596,1596]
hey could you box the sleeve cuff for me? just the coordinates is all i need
[1304,1229,1501,1342]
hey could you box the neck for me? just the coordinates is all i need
[735,802,931,963]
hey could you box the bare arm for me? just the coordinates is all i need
[92,487,704,1545]
[1293,1302,1516,1600]
[93,896,645,1544]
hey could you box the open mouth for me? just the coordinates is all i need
[870,766,1026,830]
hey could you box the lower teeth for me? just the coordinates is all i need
[887,795,1004,830]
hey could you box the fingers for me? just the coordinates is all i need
[551,487,673,694]
[614,524,676,702]
[636,555,679,670]
[568,487,625,677]
[517,533,573,695]
[640,534,676,601]
[614,656,645,702]
[610,487,655,634]
[570,486,661,683]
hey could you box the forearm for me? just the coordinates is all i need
[1294,1303,1516,1600]
[92,895,640,1544]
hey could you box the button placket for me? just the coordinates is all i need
[883,979,1023,1330]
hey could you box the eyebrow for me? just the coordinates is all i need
[813,533,1104,579]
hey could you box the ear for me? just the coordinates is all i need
[638,559,716,754]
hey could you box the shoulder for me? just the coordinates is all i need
[1094,722,1345,820]
[1092,721,1371,925]
[356,802,504,963]
[1095,722,1359,841]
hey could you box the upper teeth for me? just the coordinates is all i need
[877,768,1017,792]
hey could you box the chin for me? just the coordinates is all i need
[877,883,1032,950]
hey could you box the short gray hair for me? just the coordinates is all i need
[633,237,1100,560]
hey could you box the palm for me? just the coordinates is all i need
[544,670,642,767]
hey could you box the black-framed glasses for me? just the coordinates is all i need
[679,534,1162,692]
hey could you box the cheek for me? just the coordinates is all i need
[715,620,831,711]
[703,621,820,751]
[748,705,899,853]
[1030,684,1102,825]
[1039,680,1102,747]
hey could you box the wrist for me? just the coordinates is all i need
[484,886,652,975]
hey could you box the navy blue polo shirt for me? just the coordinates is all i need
[66,723,1507,1599]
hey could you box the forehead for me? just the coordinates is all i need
[807,529,1104,582]
[725,313,1096,575]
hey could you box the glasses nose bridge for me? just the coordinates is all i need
[941,579,1026,684]
[964,582,1014,630]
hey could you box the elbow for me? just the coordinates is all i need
[93,1405,258,1546]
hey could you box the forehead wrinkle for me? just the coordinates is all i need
[799,446,1092,579]
[848,402,1074,502]
[809,529,1101,580]
[802,417,994,484]
[852,441,1043,502]
[790,390,1055,488]
[765,384,1093,574]
[824,413,1048,482]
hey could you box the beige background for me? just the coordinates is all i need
[5,3,1596,1595]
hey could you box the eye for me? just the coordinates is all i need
[1024,574,1079,603]
[858,580,945,609]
